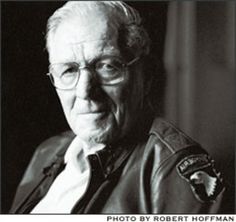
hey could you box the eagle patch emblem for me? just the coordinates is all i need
[177,154,224,202]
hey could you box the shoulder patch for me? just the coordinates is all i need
[177,154,224,202]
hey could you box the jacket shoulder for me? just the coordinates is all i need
[149,117,200,154]
[35,130,75,157]
[20,131,75,185]
[144,118,224,210]
[143,117,208,176]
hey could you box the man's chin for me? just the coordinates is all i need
[69,113,119,144]
[76,131,111,145]
[72,124,118,145]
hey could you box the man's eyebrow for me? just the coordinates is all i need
[81,55,122,66]
[68,38,108,46]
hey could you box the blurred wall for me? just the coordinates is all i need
[164,2,235,212]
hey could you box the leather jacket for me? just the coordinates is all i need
[10,118,224,214]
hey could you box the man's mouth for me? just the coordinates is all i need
[77,110,107,115]
[74,110,109,120]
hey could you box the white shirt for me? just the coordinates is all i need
[31,136,105,214]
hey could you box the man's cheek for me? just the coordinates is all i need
[57,91,75,110]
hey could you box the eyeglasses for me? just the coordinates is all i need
[46,56,140,90]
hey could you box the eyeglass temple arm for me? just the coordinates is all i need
[126,56,140,67]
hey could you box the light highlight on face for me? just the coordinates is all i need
[48,10,145,145]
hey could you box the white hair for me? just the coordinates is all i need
[46,1,150,57]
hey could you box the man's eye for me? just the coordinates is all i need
[60,66,78,77]
[96,62,117,72]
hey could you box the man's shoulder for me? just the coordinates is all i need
[141,118,225,207]
[137,117,209,175]
[19,131,75,185]
[36,130,76,157]
[148,117,200,154]
[130,117,208,175]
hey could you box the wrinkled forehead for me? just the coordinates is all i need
[49,6,121,51]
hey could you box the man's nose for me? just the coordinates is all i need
[75,68,95,100]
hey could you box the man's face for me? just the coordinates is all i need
[48,11,145,145]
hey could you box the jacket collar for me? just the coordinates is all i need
[41,135,137,181]
[90,142,136,179]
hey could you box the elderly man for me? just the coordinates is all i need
[10,1,224,214]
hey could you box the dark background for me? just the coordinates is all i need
[2,2,67,213]
[1,2,168,213]
[1,1,235,214]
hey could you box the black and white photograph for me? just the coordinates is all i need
[1,1,235,215]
